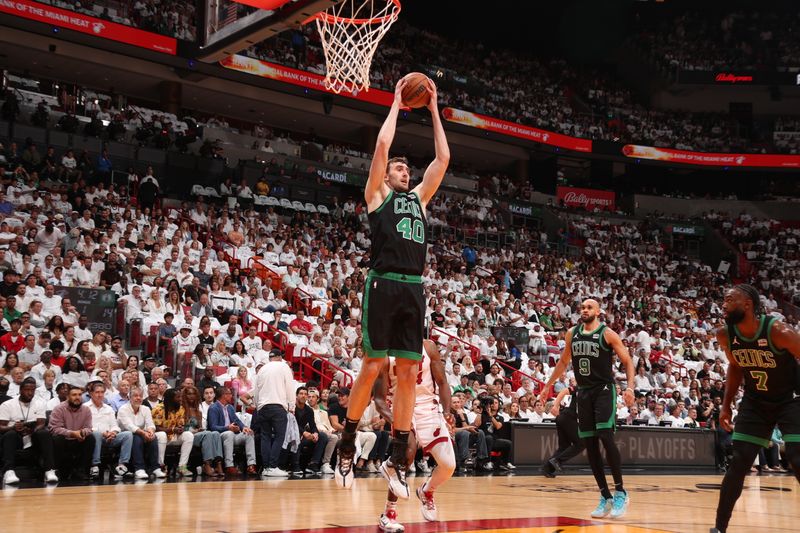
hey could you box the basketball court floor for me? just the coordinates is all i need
[1,472,797,533]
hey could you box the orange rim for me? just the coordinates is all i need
[303,0,401,25]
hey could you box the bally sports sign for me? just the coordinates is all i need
[557,186,615,211]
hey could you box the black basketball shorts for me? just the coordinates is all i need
[576,383,617,438]
[733,395,800,448]
[362,270,425,361]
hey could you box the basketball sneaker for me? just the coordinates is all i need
[334,440,356,489]
[609,490,629,519]
[379,459,410,499]
[590,495,613,518]
[378,509,405,532]
[416,481,438,521]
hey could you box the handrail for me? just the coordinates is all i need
[247,256,283,291]
[299,347,354,388]
[657,353,688,379]
[429,326,481,361]
[495,359,547,395]
[217,240,239,269]
[242,310,289,351]
[523,290,557,309]
[291,286,313,315]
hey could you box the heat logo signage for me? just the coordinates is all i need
[0,0,177,54]
[622,144,800,168]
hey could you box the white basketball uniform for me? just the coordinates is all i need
[388,344,453,454]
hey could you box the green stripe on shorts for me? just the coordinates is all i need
[579,430,597,438]
[367,271,422,284]
[782,434,800,443]
[732,432,770,448]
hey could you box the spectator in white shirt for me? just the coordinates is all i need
[253,350,295,476]
[116,387,165,479]
[85,381,133,478]
[30,351,62,386]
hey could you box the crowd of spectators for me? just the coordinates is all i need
[703,210,800,308]
[243,22,796,154]
[631,9,800,74]
[43,0,197,41]
[2,96,799,485]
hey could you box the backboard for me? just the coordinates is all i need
[198,0,340,63]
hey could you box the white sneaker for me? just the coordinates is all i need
[90,466,100,479]
[408,462,416,473]
[334,452,355,489]
[378,509,405,532]
[321,463,335,475]
[379,460,410,499]
[417,460,432,474]
[152,468,166,479]
[3,470,20,485]
[44,470,59,483]
[368,461,379,473]
[416,482,438,521]
[115,464,129,478]
[265,467,289,477]
[134,469,149,480]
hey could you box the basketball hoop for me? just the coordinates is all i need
[306,0,401,94]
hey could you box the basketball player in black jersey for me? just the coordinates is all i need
[712,284,800,533]
[334,75,450,499]
[539,298,635,519]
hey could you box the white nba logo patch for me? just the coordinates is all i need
[758,339,768,347]
[592,334,599,339]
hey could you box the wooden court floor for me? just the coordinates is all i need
[0,473,797,533]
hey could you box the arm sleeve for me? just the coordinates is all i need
[207,405,225,432]
[48,406,72,437]
[144,408,156,431]
[284,366,294,410]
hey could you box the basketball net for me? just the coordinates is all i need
[311,0,401,94]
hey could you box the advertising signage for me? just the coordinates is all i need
[0,0,177,54]
[220,57,799,170]
[441,108,593,153]
[556,186,615,211]
[220,55,395,106]
[622,144,800,168]
[677,70,800,86]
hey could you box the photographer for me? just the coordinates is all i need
[450,394,492,472]
[474,395,514,471]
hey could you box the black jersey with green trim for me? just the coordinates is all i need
[368,190,427,275]
[570,323,615,388]
[727,315,797,402]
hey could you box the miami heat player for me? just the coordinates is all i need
[372,339,456,532]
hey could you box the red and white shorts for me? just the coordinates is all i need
[413,405,452,455]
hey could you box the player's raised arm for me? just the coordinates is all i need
[366,78,407,208]
[424,339,451,415]
[538,329,574,402]
[413,79,450,208]
[716,327,743,432]
[770,321,800,360]
[604,328,635,406]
